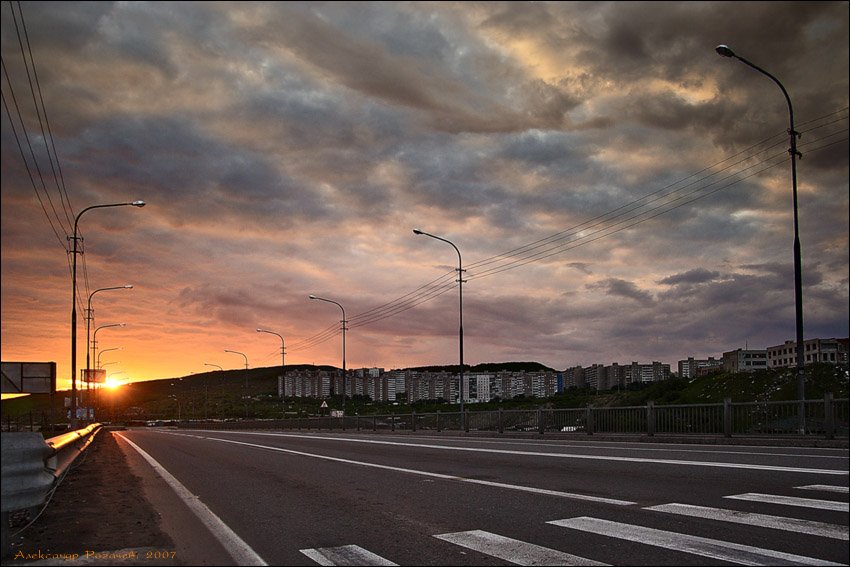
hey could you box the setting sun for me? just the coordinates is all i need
[104,378,124,390]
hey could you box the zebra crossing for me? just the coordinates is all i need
[299,484,849,565]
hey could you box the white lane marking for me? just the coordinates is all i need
[185,430,848,476]
[724,493,850,512]
[797,485,850,493]
[299,545,398,566]
[158,431,636,506]
[548,516,843,566]
[434,529,608,566]
[115,432,268,566]
[317,433,850,460]
[645,503,849,540]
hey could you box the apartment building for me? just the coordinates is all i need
[722,348,768,373]
[678,357,723,379]
[767,338,848,368]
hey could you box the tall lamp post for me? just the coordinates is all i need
[204,363,223,371]
[413,229,466,417]
[70,200,145,427]
[309,295,347,402]
[225,349,249,418]
[715,45,805,433]
[256,329,285,369]
[257,328,286,396]
[97,346,121,370]
[224,349,248,370]
[86,285,132,382]
[92,324,125,368]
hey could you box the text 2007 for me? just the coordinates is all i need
[145,550,176,560]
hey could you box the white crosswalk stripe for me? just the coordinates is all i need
[645,502,849,540]
[796,484,850,494]
[547,516,844,566]
[434,529,607,566]
[725,493,850,512]
[301,484,850,566]
[299,545,398,566]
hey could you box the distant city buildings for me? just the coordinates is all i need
[276,337,847,403]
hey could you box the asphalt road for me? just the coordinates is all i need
[116,429,849,566]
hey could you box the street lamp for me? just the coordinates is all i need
[257,328,286,395]
[256,329,285,369]
[86,285,132,382]
[204,363,223,371]
[224,349,248,370]
[97,347,121,369]
[413,229,466,416]
[309,295,346,401]
[70,200,145,427]
[715,44,806,433]
[92,323,125,368]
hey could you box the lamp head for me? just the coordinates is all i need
[309,295,317,300]
[413,229,423,235]
[124,285,133,289]
[715,44,735,58]
[131,200,146,207]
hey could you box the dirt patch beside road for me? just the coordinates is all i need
[4,429,174,565]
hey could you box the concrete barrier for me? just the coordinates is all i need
[1,424,101,556]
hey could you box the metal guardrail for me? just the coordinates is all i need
[1,424,102,555]
[183,395,848,439]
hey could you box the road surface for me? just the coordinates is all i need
[115,429,849,566]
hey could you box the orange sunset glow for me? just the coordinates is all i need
[2,2,847,394]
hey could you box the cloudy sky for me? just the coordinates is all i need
[2,1,848,391]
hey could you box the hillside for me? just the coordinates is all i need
[1,362,846,427]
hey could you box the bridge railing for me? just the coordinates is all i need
[182,395,848,439]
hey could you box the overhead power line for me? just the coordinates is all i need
[336,109,848,337]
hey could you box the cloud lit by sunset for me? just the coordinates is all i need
[2,2,847,392]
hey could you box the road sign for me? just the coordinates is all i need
[320,400,328,408]
[1,361,56,394]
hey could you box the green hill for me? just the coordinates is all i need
[2,362,846,428]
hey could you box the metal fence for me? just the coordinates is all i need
[182,394,848,439]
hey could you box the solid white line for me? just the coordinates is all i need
[724,493,850,512]
[797,485,850,494]
[190,430,848,476]
[434,529,608,566]
[299,545,398,566]
[115,432,268,566]
[161,431,636,506]
[548,516,843,566]
[309,433,850,460]
[645,502,849,540]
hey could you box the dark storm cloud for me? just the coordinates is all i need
[62,114,331,223]
[658,268,722,286]
[588,278,655,306]
[1,2,846,381]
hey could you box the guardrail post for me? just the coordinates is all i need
[373,415,377,431]
[586,404,594,435]
[647,401,655,436]
[391,411,395,432]
[498,408,503,434]
[436,411,441,432]
[537,409,544,434]
[824,392,834,440]
[464,410,470,433]
[412,410,417,432]
[724,398,732,437]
